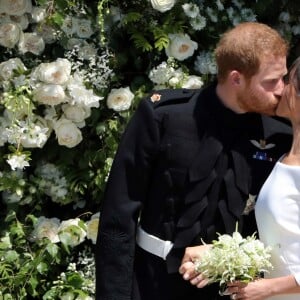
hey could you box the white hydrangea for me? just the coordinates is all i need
[194,51,217,75]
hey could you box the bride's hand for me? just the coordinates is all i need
[178,245,211,288]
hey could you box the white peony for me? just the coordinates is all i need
[0,23,21,48]
[0,57,26,81]
[86,212,100,244]
[150,0,176,13]
[165,33,198,61]
[33,84,66,106]
[53,118,83,148]
[106,87,134,112]
[31,216,60,243]
[18,32,45,55]
[36,58,72,85]
[0,0,32,16]
[58,218,87,247]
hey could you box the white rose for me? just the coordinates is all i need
[73,18,94,38]
[62,104,91,125]
[34,23,57,44]
[0,23,21,48]
[36,58,71,85]
[166,33,198,61]
[61,16,75,36]
[150,0,176,12]
[0,57,26,81]
[10,14,29,30]
[54,118,83,148]
[107,87,134,112]
[182,75,204,89]
[58,218,87,247]
[31,216,60,243]
[86,212,100,244]
[33,84,66,106]
[1,0,32,16]
[18,32,45,55]
[78,42,97,60]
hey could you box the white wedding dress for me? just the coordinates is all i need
[255,158,300,300]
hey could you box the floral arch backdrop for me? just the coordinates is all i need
[0,0,299,298]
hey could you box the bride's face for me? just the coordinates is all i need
[276,59,300,121]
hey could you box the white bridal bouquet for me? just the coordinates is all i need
[194,230,273,294]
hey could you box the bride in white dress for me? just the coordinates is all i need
[227,57,300,299]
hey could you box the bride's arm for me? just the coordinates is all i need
[227,275,300,300]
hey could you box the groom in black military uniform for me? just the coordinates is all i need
[95,22,292,300]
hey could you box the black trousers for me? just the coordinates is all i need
[133,246,230,300]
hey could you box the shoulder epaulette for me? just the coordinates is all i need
[145,88,196,108]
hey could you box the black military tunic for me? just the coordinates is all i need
[95,82,292,300]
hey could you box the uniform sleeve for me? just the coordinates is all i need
[95,98,161,300]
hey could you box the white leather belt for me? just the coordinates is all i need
[136,226,173,260]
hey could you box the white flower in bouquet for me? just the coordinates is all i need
[18,32,45,55]
[53,118,83,148]
[0,23,21,48]
[166,33,198,61]
[0,0,32,16]
[106,87,134,112]
[150,0,176,13]
[194,231,273,292]
[33,84,66,106]
[58,218,87,247]
[6,153,30,170]
[35,58,72,85]
[86,212,100,244]
[31,216,60,243]
[60,291,75,300]
[0,57,26,81]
